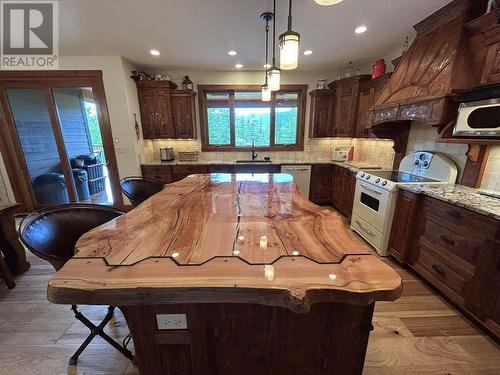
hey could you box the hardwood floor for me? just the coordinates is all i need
[0,243,498,374]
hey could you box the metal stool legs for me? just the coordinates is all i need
[69,305,134,365]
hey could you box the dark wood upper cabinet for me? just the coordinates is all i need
[355,73,391,138]
[329,75,371,137]
[308,89,335,138]
[137,81,196,139]
[465,9,500,85]
[170,91,197,139]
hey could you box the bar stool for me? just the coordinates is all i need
[120,176,164,207]
[18,204,134,365]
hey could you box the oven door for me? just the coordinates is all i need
[352,180,390,232]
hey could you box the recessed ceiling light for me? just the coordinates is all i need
[228,50,237,56]
[304,50,313,55]
[314,0,343,5]
[355,25,367,34]
[150,49,160,56]
[263,63,271,69]
[235,63,243,69]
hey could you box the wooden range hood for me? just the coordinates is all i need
[369,0,488,167]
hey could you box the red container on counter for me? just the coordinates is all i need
[372,59,386,79]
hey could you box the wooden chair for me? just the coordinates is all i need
[18,204,134,365]
[120,176,164,207]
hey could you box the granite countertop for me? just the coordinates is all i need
[141,160,381,173]
[399,184,500,220]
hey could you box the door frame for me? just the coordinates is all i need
[0,70,123,211]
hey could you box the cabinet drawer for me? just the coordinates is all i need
[412,242,473,305]
[141,165,172,174]
[209,165,234,173]
[171,165,209,175]
[419,215,483,269]
[420,197,499,239]
[234,164,280,173]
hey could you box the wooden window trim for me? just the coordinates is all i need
[198,84,307,152]
[0,70,123,211]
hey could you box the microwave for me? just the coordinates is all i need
[453,98,500,137]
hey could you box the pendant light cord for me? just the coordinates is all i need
[288,0,292,31]
[265,18,269,83]
[272,0,276,67]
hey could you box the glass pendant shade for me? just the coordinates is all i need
[261,84,271,101]
[279,31,300,70]
[314,0,343,5]
[267,67,281,91]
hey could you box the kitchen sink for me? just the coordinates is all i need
[236,160,272,163]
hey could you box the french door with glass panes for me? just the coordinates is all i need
[0,71,122,211]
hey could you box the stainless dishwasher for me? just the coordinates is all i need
[281,165,311,199]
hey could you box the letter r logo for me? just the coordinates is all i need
[2,1,54,55]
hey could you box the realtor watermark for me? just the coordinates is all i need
[0,0,58,69]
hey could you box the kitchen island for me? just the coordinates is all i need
[48,173,402,375]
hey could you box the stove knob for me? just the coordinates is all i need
[366,174,371,180]
[414,160,420,165]
[382,181,387,186]
[375,178,380,183]
[360,173,365,178]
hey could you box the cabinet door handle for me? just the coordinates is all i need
[439,234,455,246]
[432,264,446,277]
[447,209,461,219]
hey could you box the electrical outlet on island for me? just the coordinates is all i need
[156,313,188,330]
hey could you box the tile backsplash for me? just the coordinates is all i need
[140,137,395,169]
[481,146,500,191]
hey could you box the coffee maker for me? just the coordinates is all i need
[160,147,174,161]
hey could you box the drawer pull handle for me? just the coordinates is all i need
[447,209,461,219]
[355,220,375,237]
[432,264,446,277]
[439,234,455,246]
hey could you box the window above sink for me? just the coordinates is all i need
[198,84,307,152]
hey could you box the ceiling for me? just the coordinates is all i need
[59,0,451,71]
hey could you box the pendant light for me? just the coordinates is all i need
[267,0,281,91]
[314,0,344,5]
[279,0,300,70]
[261,13,272,102]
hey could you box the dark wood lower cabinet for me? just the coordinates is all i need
[142,164,282,184]
[309,164,332,205]
[122,302,375,375]
[330,165,356,219]
[388,190,500,339]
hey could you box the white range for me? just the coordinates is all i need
[350,152,458,256]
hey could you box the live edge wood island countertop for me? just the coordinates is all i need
[48,173,402,313]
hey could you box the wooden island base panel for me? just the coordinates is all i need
[48,173,402,375]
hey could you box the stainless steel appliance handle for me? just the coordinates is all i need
[360,183,382,195]
[355,220,375,236]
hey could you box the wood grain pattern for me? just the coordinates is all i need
[1,229,499,375]
[48,174,401,311]
[370,0,485,129]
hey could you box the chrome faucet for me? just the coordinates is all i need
[251,141,258,160]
